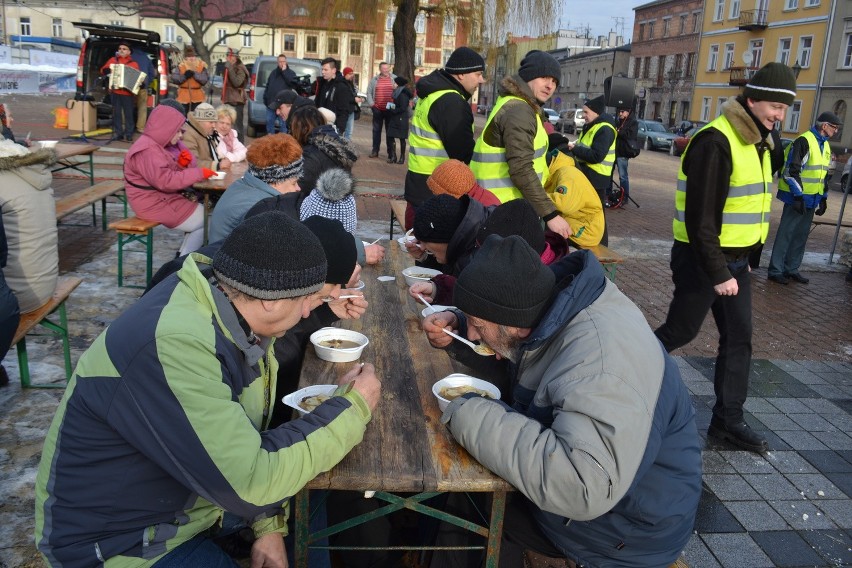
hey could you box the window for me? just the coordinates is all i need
[414,13,426,34]
[291,6,309,16]
[336,11,355,19]
[217,28,227,45]
[669,101,677,124]
[350,38,361,56]
[385,45,395,64]
[20,17,31,36]
[681,101,690,122]
[716,97,727,118]
[663,18,670,37]
[805,0,820,5]
[656,55,666,86]
[327,37,339,54]
[701,97,712,121]
[634,57,642,77]
[786,100,802,131]
[576,71,581,87]
[674,53,684,75]
[693,11,702,33]
[164,25,175,43]
[686,53,696,76]
[443,15,455,36]
[593,69,598,85]
[708,44,719,71]
[242,31,252,48]
[749,39,764,68]
[842,23,852,68]
[798,36,813,67]
[778,38,792,65]
[306,35,318,53]
[385,11,396,31]
[714,0,725,22]
[680,14,688,34]
[415,47,423,66]
[729,0,740,19]
[110,20,124,26]
[724,43,735,70]
[648,21,655,39]
[639,23,645,41]
[443,49,453,64]
[784,0,798,9]
[643,57,651,78]
[283,34,296,51]
[52,18,62,37]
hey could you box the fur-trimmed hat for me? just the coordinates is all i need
[743,62,797,106]
[445,47,485,74]
[192,103,217,122]
[299,168,357,233]
[518,50,561,86]
[317,107,336,126]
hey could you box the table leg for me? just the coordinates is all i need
[87,152,95,186]
[293,490,310,568]
[484,490,506,568]
[203,193,210,245]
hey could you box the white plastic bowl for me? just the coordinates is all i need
[397,235,416,251]
[35,140,58,149]
[211,171,227,180]
[401,266,441,287]
[309,327,369,362]
[345,279,365,292]
[432,373,500,412]
[421,304,455,318]
[282,384,337,415]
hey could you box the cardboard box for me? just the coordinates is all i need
[66,100,97,132]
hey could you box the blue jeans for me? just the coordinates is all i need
[344,112,355,140]
[768,202,815,277]
[616,156,630,195]
[265,107,285,135]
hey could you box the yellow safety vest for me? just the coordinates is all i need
[674,115,772,247]
[575,121,616,176]
[777,131,830,196]
[470,95,549,203]
[407,89,468,175]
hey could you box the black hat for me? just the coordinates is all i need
[413,194,469,244]
[518,50,561,86]
[547,132,569,153]
[454,235,554,328]
[478,200,546,255]
[158,98,187,117]
[444,47,485,74]
[273,89,297,107]
[394,76,409,86]
[816,111,843,127]
[743,62,797,106]
[213,211,327,300]
[302,216,357,285]
[583,95,606,116]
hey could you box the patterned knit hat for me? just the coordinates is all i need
[213,211,327,300]
[193,103,217,122]
[743,62,797,106]
[414,194,469,244]
[518,50,561,86]
[302,216,357,285]
[247,133,304,185]
[477,199,546,255]
[427,159,477,198]
[299,169,357,233]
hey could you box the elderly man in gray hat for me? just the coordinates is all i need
[768,110,841,285]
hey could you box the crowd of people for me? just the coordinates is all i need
[0,40,846,568]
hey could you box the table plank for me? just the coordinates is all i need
[54,143,98,161]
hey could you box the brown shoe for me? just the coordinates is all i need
[369,152,378,158]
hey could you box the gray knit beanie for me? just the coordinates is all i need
[743,62,797,106]
[518,50,561,87]
[444,47,485,74]
[299,168,357,233]
[213,211,327,300]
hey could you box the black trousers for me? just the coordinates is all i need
[112,94,135,138]
[371,110,391,155]
[0,270,20,362]
[655,242,753,425]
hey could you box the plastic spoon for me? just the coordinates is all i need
[441,328,495,356]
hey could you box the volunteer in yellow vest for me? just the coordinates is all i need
[767,111,839,285]
[471,50,573,239]
[655,62,797,454]
[566,95,616,245]
[404,47,485,229]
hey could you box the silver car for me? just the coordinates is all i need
[246,56,321,137]
[637,119,678,151]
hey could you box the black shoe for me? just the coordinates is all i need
[369,152,379,158]
[387,156,396,163]
[397,156,405,164]
[767,274,789,285]
[108,135,122,143]
[125,135,133,142]
[0,365,8,387]
[708,421,768,453]
[785,272,809,284]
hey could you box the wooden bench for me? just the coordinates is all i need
[13,276,83,388]
[388,199,408,240]
[55,179,126,231]
[108,216,161,288]
[810,219,852,235]
[581,243,625,282]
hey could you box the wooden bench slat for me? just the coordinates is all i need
[109,216,160,234]
[584,244,624,264]
[55,180,124,220]
[13,276,82,345]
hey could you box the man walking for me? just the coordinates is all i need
[404,46,485,227]
[768,111,839,284]
[614,99,640,207]
[263,54,300,134]
[655,62,797,453]
[366,62,396,158]
[221,48,249,141]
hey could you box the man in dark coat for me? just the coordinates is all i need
[316,57,356,135]
[263,54,301,135]
[614,99,639,207]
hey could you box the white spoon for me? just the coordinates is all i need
[441,328,495,356]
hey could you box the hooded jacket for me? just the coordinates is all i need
[545,152,605,248]
[124,105,208,228]
[298,124,358,197]
[0,141,58,312]
[443,251,702,567]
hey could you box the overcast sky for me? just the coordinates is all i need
[559,1,637,42]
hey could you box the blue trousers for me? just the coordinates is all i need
[616,157,630,195]
[266,107,286,135]
[768,202,815,278]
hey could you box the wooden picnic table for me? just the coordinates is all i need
[192,161,248,244]
[53,143,98,186]
[293,243,512,567]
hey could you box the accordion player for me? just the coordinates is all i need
[109,64,148,95]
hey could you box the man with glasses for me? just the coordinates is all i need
[100,42,140,142]
[768,111,841,285]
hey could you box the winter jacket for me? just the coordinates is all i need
[316,72,356,133]
[443,251,702,567]
[209,171,284,243]
[216,128,247,163]
[297,124,358,197]
[386,85,413,139]
[264,66,301,108]
[183,115,220,170]
[365,72,398,108]
[171,59,209,105]
[125,105,207,228]
[476,75,557,220]
[100,55,140,97]
[0,141,57,312]
[35,254,372,567]
[221,59,249,106]
[615,112,639,159]
[545,152,605,248]
[404,70,476,207]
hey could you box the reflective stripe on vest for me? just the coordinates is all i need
[778,130,831,195]
[407,89,467,175]
[470,95,549,202]
[575,121,617,176]
[673,115,772,246]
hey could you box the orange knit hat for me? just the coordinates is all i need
[427,159,476,198]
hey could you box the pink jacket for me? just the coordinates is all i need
[124,105,207,228]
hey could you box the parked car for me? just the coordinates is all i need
[671,124,708,157]
[73,22,181,125]
[637,119,678,152]
[542,107,559,127]
[557,108,585,134]
[246,56,321,137]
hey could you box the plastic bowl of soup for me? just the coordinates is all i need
[432,373,500,412]
[401,266,441,287]
[282,384,337,415]
[310,327,369,362]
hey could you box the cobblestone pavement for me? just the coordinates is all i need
[0,94,850,567]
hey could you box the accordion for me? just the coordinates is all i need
[109,64,147,95]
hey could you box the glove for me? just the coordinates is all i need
[792,196,805,215]
[184,69,195,79]
[201,168,217,179]
[816,199,827,216]
[177,149,193,168]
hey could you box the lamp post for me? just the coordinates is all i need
[792,60,802,79]
[666,69,682,128]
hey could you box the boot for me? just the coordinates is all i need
[387,141,397,163]
[397,141,406,164]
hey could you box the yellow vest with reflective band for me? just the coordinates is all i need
[407,89,468,175]
[674,115,772,246]
[470,95,549,202]
[575,121,616,176]
[777,131,830,196]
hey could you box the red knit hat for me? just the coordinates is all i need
[342,67,354,76]
[427,159,477,198]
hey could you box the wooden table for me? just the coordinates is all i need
[192,161,248,244]
[53,143,98,186]
[293,244,512,567]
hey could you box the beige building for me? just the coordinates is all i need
[816,0,852,150]
[1,1,139,46]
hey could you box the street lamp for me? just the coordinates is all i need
[792,60,802,79]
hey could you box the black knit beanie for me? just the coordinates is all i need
[478,200,546,255]
[743,62,797,106]
[583,95,606,116]
[394,76,409,86]
[444,47,485,74]
[302,216,357,285]
[158,98,187,117]
[518,50,561,86]
[213,211,327,300]
[414,194,469,244]
[454,235,555,328]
